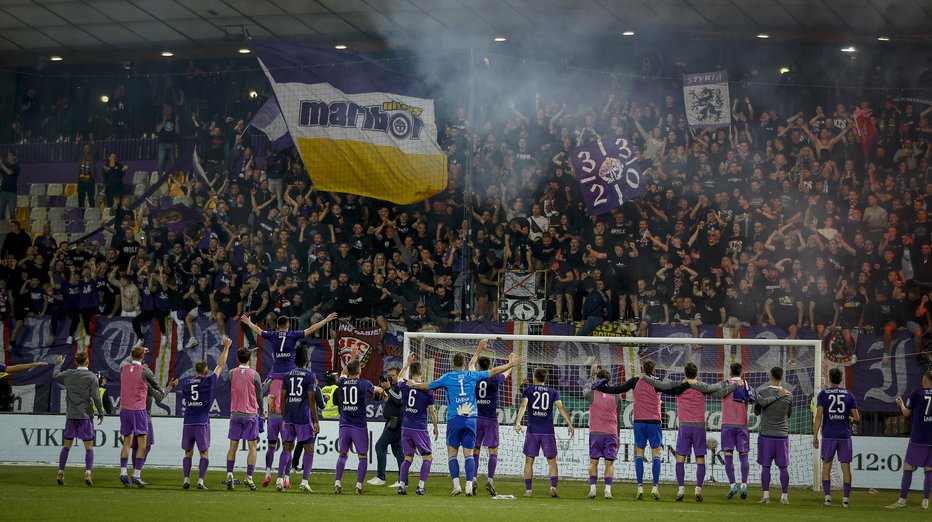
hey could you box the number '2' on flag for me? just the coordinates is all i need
[569,138,644,215]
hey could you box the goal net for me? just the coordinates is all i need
[403,331,822,489]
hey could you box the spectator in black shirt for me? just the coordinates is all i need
[1,221,31,261]
[0,151,20,219]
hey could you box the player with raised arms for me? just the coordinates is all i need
[118,346,163,488]
[585,365,622,499]
[179,337,231,490]
[406,338,526,496]
[278,346,320,493]
[721,362,754,501]
[470,353,510,496]
[334,346,385,495]
[755,366,793,505]
[396,354,439,495]
[813,367,860,507]
[514,367,574,498]
[225,348,264,491]
[53,352,103,486]
[241,313,337,378]
[657,362,739,502]
[594,358,688,500]
[888,369,932,510]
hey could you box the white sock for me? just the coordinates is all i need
[197,478,204,485]
[842,496,848,502]
[265,468,271,476]
[605,485,612,493]
[741,483,747,489]
[418,480,425,488]
[781,493,788,501]
[825,495,832,501]
[183,477,190,484]
[356,482,362,489]
[85,470,91,477]
[227,472,233,479]
[730,482,736,489]
[452,478,460,488]
[120,466,127,475]
[488,478,494,484]
[301,479,308,485]
[335,480,342,487]
[466,480,473,491]
[678,486,685,494]
[133,470,141,478]
[695,486,702,494]
[589,484,597,493]
[763,491,770,499]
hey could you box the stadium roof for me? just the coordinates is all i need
[1,0,929,63]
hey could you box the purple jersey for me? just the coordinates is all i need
[182,373,218,425]
[262,330,306,375]
[476,373,505,420]
[817,387,858,439]
[905,387,932,445]
[338,376,374,428]
[400,380,434,431]
[283,368,317,426]
[522,385,560,435]
[62,281,81,308]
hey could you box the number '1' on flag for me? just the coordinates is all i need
[569,138,644,215]
[253,40,447,205]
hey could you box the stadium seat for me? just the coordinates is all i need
[133,184,147,197]
[29,195,46,208]
[149,171,161,186]
[133,171,149,187]
[16,207,29,221]
[30,208,47,221]
[65,195,78,208]
[48,208,65,222]
[83,220,100,233]
[28,184,45,196]
[0,222,9,234]
[16,195,28,208]
[46,184,63,196]
[63,184,78,196]
[52,233,67,245]
[30,220,44,234]
[65,208,83,221]
[85,208,101,222]
[50,221,66,234]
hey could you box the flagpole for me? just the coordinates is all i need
[462,45,476,321]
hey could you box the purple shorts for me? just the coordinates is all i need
[589,433,618,461]
[281,422,315,444]
[267,417,283,442]
[721,426,750,453]
[119,408,149,436]
[904,442,932,468]
[676,426,707,457]
[476,417,500,448]
[524,433,557,459]
[820,438,853,463]
[181,424,211,452]
[338,425,369,454]
[757,435,789,467]
[64,419,95,441]
[402,428,432,456]
[228,416,259,441]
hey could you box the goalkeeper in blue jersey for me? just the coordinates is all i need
[406,339,525,496]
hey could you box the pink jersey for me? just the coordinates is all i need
[120,362,148,411]
[633,378,661,422]
[721,378,749,427]
[588,389,620,434]
[231,365,259,415]
[676,388,706,425]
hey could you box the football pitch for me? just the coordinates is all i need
[0,465,927,521]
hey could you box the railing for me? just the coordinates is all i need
[2,134,272,163]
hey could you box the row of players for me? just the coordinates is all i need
[25,315,932,508]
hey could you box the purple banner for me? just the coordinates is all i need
[569,137,644,216]
[851,331,926,412]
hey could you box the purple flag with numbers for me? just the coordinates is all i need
[569,137,644,215]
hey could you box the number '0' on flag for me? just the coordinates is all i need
[569,138,645,216]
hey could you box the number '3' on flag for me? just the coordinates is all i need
[569,138,644,215]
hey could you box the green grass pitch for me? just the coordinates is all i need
[0,465,927,521]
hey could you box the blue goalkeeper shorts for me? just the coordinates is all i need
[634,422,663,449]
[446,416,477,449]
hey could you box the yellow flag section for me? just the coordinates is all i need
[254,41,447,205]
[296,138,445,204]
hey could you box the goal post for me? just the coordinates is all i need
[403,331,822,490]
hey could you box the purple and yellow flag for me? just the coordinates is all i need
[253,41,447,204]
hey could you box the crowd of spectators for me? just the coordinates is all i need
[1,56,932,367]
